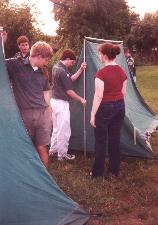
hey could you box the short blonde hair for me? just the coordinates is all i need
[30,41,53,59]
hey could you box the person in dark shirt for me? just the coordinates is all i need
[5,40,53,169]
[14,35,30,61]
[50,49,86,161]
[90,43,127,178]
[124,47,136,83]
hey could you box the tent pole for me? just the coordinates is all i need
[0,26,5,58]
[83,38,87,157]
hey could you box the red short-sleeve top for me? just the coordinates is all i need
[95,65,127,102]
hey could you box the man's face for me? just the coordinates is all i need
[35,56,49,68]
[18,42,29,54]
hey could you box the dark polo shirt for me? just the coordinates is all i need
[6,57,50,110]
[51,62,73,101]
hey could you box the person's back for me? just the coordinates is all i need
[90,43,127,178]
[96,64,126,102]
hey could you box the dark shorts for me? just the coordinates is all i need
[20,107,52,146]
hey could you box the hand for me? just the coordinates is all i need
[0,31,7,43]
[80,62,87,70]
[90,115,96,128]
[80,98,86,106]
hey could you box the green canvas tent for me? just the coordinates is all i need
[0,37,89,225]
[70,37,158,159]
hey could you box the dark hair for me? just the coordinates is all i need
[17,35,29,45]
[98,43,120,60]
[60,49,76,61]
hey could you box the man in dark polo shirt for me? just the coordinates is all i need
[14,35,30,61]
[5,41,53,169]
[50,49,86,160]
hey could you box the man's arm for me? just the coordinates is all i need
[66,90,86,106]
[43,90,51,105]
[71,62,86,82]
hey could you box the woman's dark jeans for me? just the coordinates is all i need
[92,99,125,177]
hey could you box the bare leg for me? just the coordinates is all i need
[36,145,49,169]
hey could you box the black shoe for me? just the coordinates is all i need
[90,171,103,178]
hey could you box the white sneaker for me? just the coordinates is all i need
[58,153,75,161]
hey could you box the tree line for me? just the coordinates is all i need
[1,0,158,65]
[0,0,53,58]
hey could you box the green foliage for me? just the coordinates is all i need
[127,11,158,64]
[131,17,158,52]
[0,1,52,57]
[52,0,138,53]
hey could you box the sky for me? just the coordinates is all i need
[127,0,158,18]
[10,0,58,35]
[10,0,158,36]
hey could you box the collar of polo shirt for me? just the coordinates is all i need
[24,57,38,71]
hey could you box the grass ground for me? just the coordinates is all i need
[49,65,158,225]
[136,65,158,114]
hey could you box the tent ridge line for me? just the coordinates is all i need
[84,36,123,43]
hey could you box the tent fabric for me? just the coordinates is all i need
[70,37,158,159]
[0,38,89,225]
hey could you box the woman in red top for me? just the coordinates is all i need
[90,43,127,178]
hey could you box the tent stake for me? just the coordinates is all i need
[134,127,137,145]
